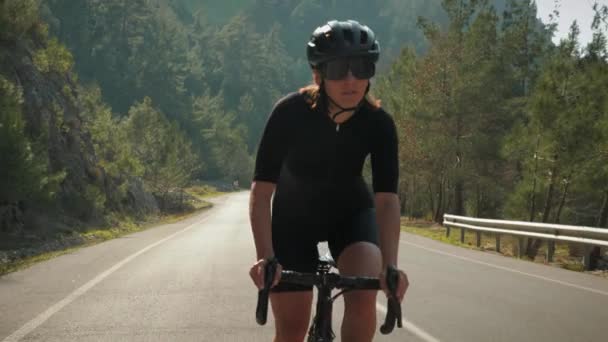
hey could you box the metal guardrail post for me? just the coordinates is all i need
[518,237,525,258]
[583,246,592,270]
[547,241,555,263]
[495,235,501,253]
[583,245,600,271]
[460,227,465,243]
[476,231,481,247]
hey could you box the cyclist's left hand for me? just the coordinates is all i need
[379,267,409,302]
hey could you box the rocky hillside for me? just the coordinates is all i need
[0,2,158,242]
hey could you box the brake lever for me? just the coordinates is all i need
[255,257,278,325]
[380,265,403,334]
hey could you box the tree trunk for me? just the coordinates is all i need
[529,136,541,222]
[541,163,557,223]
[121,1,128,38]
[410,174,417,218]
[434,177,444,223]
[454,179,464,216]
[554,174,571,224]
[399,181,407,215]
[454,104,464,216]
[597,189,608,228]
[588,189,608,270]
[475,183,482,217]
[445,177,452,215]
[527,160,558,258]
[428,181,435,219]
[522,0,531,97]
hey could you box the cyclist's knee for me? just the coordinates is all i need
[271,292,312,341]
[275,328,308,342]
[274,317,309,342]
[338,242,382,276]
[344,290,378,309]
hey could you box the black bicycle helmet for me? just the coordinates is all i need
[307,20,380,68]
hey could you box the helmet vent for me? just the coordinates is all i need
[307,20,380,67]
[343,29,354,45]
[360,31,368,44]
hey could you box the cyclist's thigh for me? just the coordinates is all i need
[270,291,314,333]
[329,208,382,276]
[271,220,318,291]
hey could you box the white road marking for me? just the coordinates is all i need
[376,303,441,342]
[401,240,608,297]
[2,216,210,342]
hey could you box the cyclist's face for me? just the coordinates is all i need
[314,70,369,109]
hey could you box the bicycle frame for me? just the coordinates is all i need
[307,259,338,341]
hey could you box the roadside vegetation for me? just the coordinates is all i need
[0,183,232,276]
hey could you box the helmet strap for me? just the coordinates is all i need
[320,80,363,122]
[329,97,360,121]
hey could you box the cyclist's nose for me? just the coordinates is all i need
[343,70,356,82]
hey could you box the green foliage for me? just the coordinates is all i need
[0,0,41,41]
[0,76,63,204]
[33,37,74,74]
[45,0,185,115]
[191,91,251,181]
[62,182,106,221]
[378,0,554,220]
[178,0,254,24]
[500,0,552,97]
[84,184,106,215]
[79,85,142,206]
[123,97,200,204]
[9,0,603,229]
[504,19,608,225]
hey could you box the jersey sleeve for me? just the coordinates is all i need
[252,95,294,183]
[370,111,399,193]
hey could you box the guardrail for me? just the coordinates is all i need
[443,214,608,270]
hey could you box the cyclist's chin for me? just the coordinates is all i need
[336,93,364,107]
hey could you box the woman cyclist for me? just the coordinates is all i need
[249,19,409,342]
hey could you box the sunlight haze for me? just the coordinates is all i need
[535,0,608,46]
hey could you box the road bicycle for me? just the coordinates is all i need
[255,252,402,341]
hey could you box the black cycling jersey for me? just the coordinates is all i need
[254,92,398,210]
[252,91,398,282]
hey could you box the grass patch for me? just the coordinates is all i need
[81,215,142,242]
[562,262,586,272]
[0,184,226,276]
[186,184,223,199]
[0,246,82,275]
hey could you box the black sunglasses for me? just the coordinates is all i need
[321,57,376,80]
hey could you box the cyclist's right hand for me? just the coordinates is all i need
[379,266,409,302]
[249,257,283,289]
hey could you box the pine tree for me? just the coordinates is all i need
[123,97,199,209]
[0,76,63,207]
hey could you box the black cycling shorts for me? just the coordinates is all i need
[270,208,379,292]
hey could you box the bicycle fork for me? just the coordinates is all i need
[308,285,335,342]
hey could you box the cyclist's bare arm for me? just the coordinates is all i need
[375,192,408,301]
[375,192,401,267]
[250,181,275,260]
[249,181,282,289]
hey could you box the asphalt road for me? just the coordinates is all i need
[1,191,607,341]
